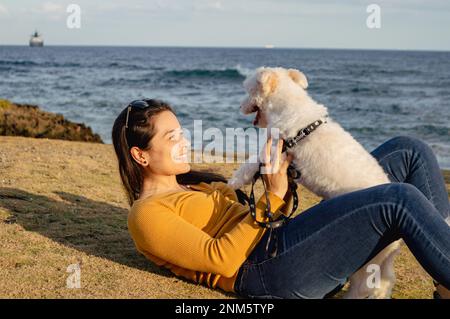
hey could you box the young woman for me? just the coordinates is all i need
[112,98,450,299]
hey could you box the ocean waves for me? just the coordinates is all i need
[164,68,246,80]
[97,66,251,87]
[0,60,82,68]
[0,46,449,168]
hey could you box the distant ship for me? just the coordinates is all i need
[29,31,44,47]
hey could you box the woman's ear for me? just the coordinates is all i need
[257,69,278,96]
[130,146,149,166]
[287,69,308,89]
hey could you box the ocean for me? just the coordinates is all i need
[0,46,449,168]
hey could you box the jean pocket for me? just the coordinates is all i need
[237,264,271,298]
[234,265,248,294]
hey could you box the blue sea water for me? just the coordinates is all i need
[0,46,449,168]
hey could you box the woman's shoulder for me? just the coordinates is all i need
[206,181,239,201]
[129,195,173,219]
[128,181,238,217]
[186,180,227,192]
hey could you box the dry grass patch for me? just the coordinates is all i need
[0,136,448,298]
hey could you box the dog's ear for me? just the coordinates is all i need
[257,69,278,96]
[287,69,308,89]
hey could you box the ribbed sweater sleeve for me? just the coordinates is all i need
[128,191,286,278]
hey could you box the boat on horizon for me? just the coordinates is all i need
[29,30,44,47]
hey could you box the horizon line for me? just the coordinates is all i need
[1,43,449,53]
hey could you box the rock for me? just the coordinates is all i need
[0,99,103,143]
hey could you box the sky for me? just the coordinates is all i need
[0,0,449,50]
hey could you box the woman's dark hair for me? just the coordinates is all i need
[111,98,248,206]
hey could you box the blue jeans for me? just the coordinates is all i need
[234,136,450,298]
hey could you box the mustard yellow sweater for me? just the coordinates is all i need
[127,181,293,293]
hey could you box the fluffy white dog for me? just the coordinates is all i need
[228,66,402,299]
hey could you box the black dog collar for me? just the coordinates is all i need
[283,115,329,150]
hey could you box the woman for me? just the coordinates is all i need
[112,98,450,299]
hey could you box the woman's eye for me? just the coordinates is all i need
[169,130,184,141]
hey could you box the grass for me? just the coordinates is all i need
[0,135,448,298]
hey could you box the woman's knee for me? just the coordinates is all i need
[392,183,426,199]
[384,182,424,201]
[367,182,421,199]
[383,182,436,219]
[387,135,433,156]
[365,183,425,215]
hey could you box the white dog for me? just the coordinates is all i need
[228,66,402,299]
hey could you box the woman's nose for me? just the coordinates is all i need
[182,136,191,148]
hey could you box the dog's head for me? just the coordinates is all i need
[240,67,309,128]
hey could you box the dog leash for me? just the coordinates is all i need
[248,162,299,258]
[247,115,329,258]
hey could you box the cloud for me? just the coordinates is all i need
[225,0,450,15]
[40,1,64,14]
[28,1,66,20]
[94,0,225,13]
[0,3,9,15]
[94,0,189,15]
[193,0,224,11]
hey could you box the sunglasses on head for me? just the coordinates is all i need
[125,99,151,129]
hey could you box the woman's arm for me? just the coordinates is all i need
[209,181,239,202]
[128,192,286,278]
[211,180,295,217]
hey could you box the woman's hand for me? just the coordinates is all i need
[261,137,293,199]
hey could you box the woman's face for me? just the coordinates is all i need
[130,110,191,176]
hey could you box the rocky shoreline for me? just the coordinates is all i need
[0,99,103,143]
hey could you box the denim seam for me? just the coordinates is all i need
[253,200,408,267]
[237,264,285,298]
[375,148,412,184]
[254,200,449,297]
[236,263,249,293]
[415,154,436,209]
[258,263,269,295]
[246,293,284,299]
[375,148,411,171]
[376,147,441,220]
[401,205,450,265]
[376,147,434,199]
